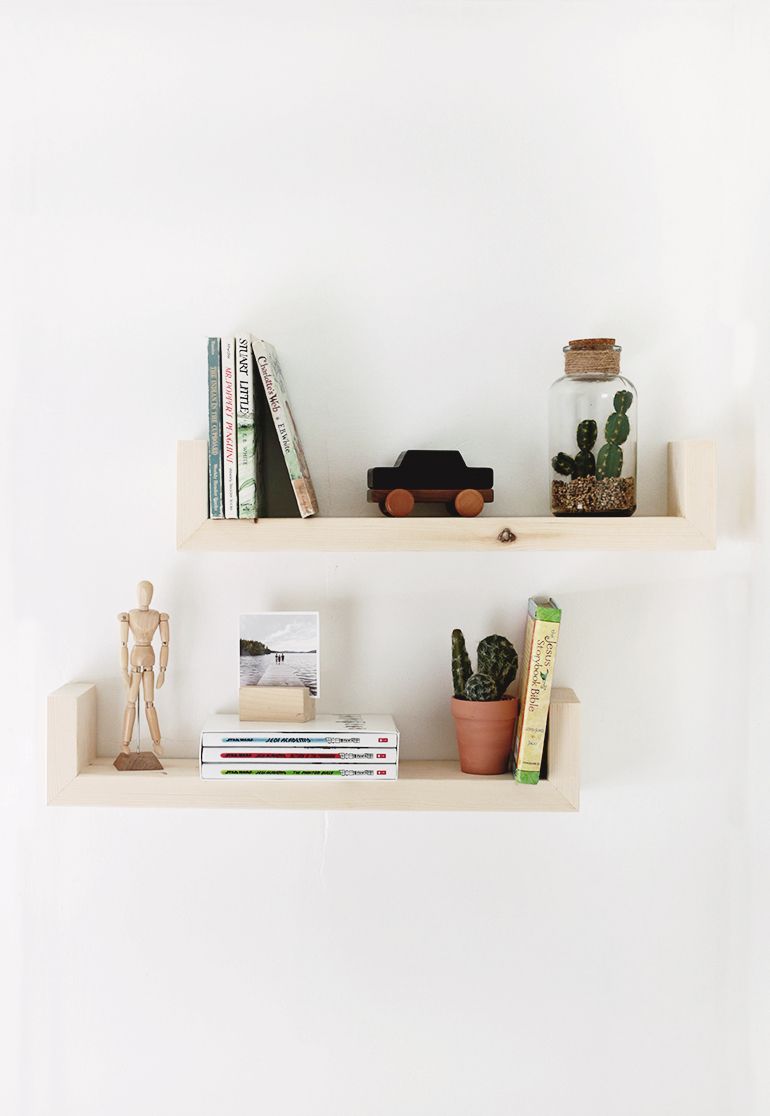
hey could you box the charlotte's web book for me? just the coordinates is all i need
[220,337,238,518]
[250,337,318,518]
[207,338,223,518]
[513,597,561,785]
[235,335,259,518]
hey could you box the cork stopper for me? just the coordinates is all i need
[564,337,621,375]
[568,338,616,350]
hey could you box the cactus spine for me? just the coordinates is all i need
[451,628,472,698]
[451,630,518,701]
[464,673,498,701]
[477,634,518,697]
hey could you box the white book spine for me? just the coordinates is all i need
[235,335,257,518]
[220,337,238,518]
[251,336,318,517]
[202,746,398,763]
[201,763,398,780]
[201,732,400,747]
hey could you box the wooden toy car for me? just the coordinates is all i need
[367,450,494,517]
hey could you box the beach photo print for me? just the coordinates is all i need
[239,612,320,697]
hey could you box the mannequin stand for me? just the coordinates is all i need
[113,695,164,771]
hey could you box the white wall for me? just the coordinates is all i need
[2,2,768,1113]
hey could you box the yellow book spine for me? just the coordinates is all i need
[514,616,560,783]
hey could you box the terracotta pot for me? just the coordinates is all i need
[451,696,519,775]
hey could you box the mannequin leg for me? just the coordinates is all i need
[142,670,163,756]
[121,671,142,753]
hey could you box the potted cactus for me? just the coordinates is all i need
[451,629,519,774]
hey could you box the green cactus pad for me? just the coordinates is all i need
[573,449,596,478]
[451,628,473,698]
[477,634,518,697]
[552,452,576,477]
[597,443,623,478]
[614,390,633,415]
[464,672,499,702]
[605,411,630,446]
[576,419,597,451]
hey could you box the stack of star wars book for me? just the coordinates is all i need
[200,714,399,780]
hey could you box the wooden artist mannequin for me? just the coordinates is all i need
[119,580,169,759]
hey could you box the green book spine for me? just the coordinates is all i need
[207,338,223,518]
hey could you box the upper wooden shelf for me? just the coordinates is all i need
[47,683,581,813]
[176,439,716,552]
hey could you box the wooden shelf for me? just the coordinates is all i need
[47,684,581,813]
[177,439,716,552]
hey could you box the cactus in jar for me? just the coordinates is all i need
[596,443,623,478]
[555,394,633,482]
[553,419,598,479]
[577,419,597,450]
[551,452,576,477]
[596,390,633,478]
[451,630,518,701]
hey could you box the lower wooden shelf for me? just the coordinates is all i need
[47,683,581,813]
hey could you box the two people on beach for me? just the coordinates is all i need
[274,652,285,663]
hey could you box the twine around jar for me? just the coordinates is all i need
[564,338,621,375]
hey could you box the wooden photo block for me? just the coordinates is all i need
[239,686,316,723]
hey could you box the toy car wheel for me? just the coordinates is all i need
[383,488,415,517]
[454,489,485,517]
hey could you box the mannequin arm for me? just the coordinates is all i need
[157,613,170,688]
[118,613,130,687]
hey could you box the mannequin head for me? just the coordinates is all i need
[137,580,154,609]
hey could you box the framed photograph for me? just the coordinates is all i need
[239,612,320,697]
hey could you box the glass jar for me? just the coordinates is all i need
[549,338,637,516]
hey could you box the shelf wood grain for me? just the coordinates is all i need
[47,684,580,813]
[177,439,716,552]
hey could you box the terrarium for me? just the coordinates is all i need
[549,338,637,516]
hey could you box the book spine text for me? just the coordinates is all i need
[235,335,258,518]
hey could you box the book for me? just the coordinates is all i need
[220,337,238,518]
[207,338,223,518]
[251,337,318,518]
[202,746,398,763]
[201,713,398,739]
[201,762,397,780]
[200,713,399,779]
[513,597,561,784]
[235,335,259,518]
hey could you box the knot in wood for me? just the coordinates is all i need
[497,528,516,544]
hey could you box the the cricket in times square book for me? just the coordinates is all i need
[513,597,562,785]
[220,337,238,518]
[250,336,318,518]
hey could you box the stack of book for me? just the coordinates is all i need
[200,714,400,780]
[207,335,318,520]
